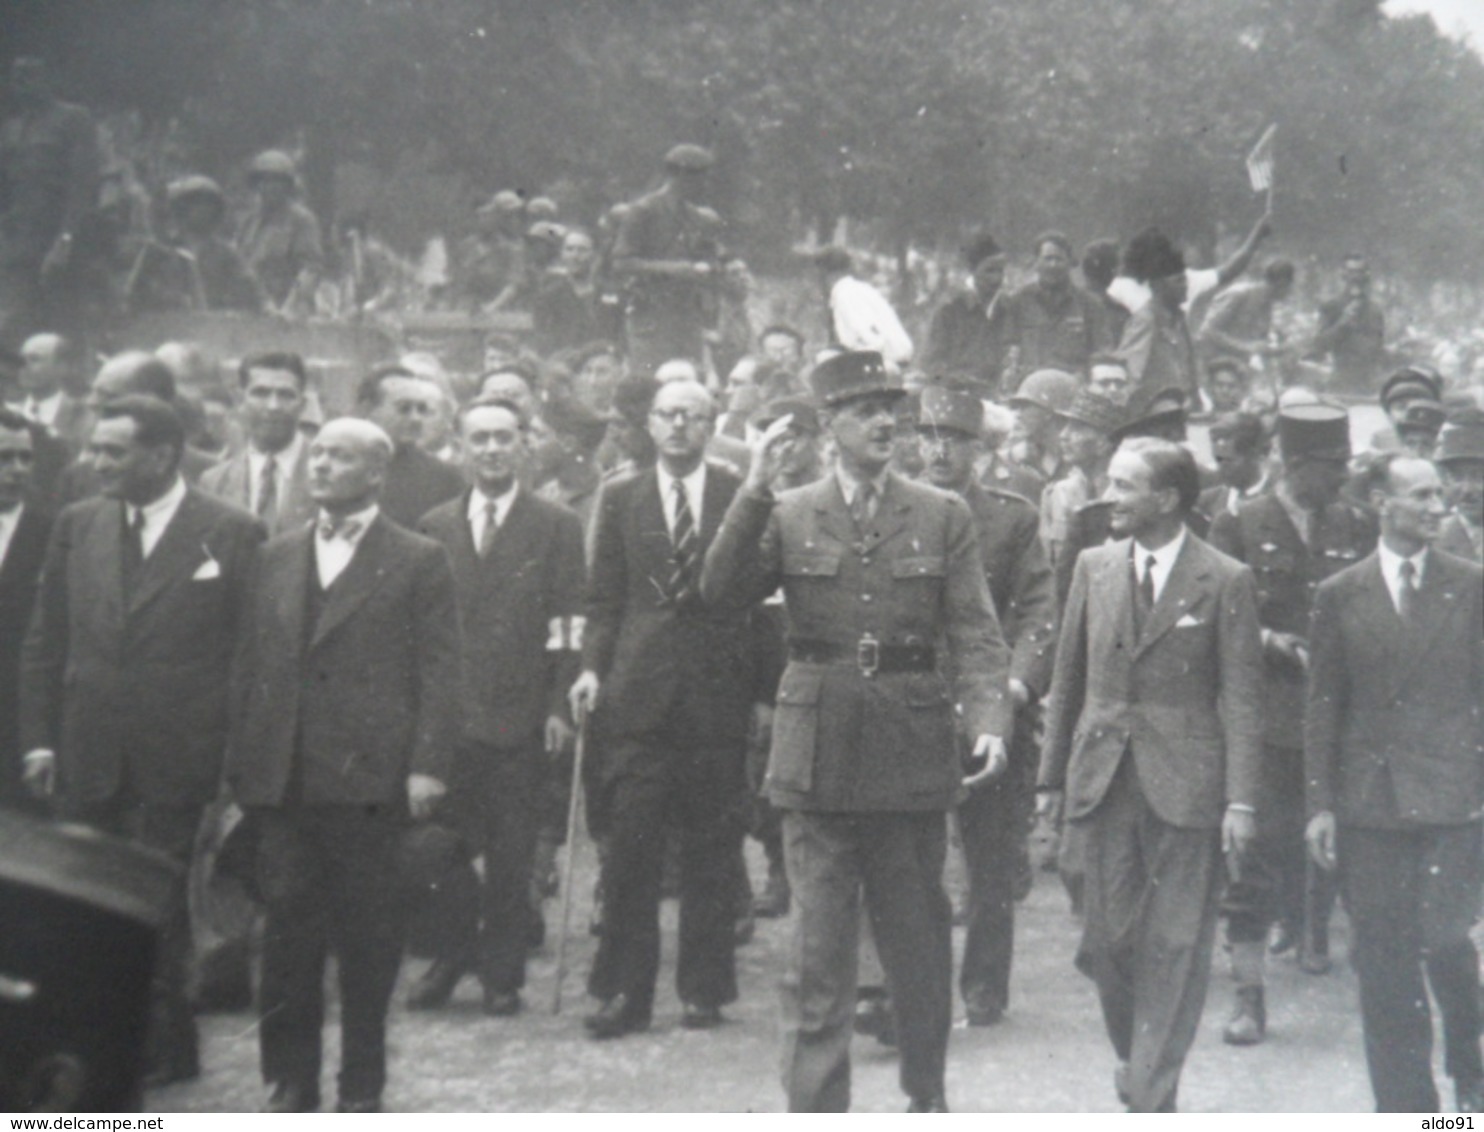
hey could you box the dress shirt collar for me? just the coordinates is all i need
[316,503,379,545]
[127,477,187,559]
[834,464,890,508]
[20,390,62,426]
[248,431,303,479]
[0,502,22,570]
[1377,539,1428,607]
[469,482,518,528]
[1133,525,1187,603]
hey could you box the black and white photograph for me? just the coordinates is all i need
[1,0,1482,1114]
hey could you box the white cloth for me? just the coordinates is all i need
[1133,525,1188,605]
[1213,471,1271,518]
[0,503,21,572]
[829,275,913,368]
[656,463,706,539]
[1106,267,1220,317]
[468,483,517,547]
[1377,541,1428,615]
[246,433,303,515]
[315,503,378,588]
[126,477,187,559]
[12,391,62,427]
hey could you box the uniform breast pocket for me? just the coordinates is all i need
[892,555,946,580]
[783,553,841,579]
[768,668,825,794]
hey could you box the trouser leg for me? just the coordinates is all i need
[675,745,744,1009]
[861,811,953,1107]
[957,773,1017,1014]
[779,810,860,1113]
[1421,824,1484,1088]
[480,745,542,994]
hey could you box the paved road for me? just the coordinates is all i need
[151,830,1399,1113]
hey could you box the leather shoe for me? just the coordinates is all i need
[337,1096,381,1113]
[1268,922,1298,956]
[585,994,649,1039]
[484,989,523,1017]
[406,959,466,1010]
[681,1002,723,1030]
[265,1082,319,1113]
[853,994,898,1048]
[1458,1078,1484,1113]
[965,989,1004,1027]
[1222,986,1266,1046]
[907,1095,949,1112]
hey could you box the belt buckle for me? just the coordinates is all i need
[857,633,880,678]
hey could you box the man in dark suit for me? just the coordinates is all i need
[703,352,1013,1112]
[407,396,584,1016]
[0,407,51,811]
[19,394,264,1086]
[200,350,318,536]
[1208,404,1376,1043]
[1039,436,1263,1113]
[1305,452,1484,1114]
[356,363,463,528]
[569,378,756,1039]
[914,384,1057,1027]
[228,417,461,1113]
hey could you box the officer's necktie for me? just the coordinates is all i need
[851,481,877,533]
[256,457,278,530]
[1397,559,1417,622]
[478,498,499,558]
[121,504,145,595]
[669,480,698,603]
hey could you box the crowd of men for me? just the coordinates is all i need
[3,80,1484,1114]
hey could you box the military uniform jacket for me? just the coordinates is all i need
[1040,534,1263,829]
[701,472,1012,813]
[1305,549,1484,828]
[1209,492,1376,747]
[962,482,1057,698]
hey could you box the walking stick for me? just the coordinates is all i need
[551,715,588,1014]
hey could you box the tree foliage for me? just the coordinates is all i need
[3,0,1481,280]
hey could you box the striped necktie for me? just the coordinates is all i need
[669,480,698,604]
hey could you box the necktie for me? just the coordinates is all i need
[1397,559,1417,621]
[851,481,877,533]
[669,480,698,604]
[122,505,145,594]
[478,498,499,558]
[1133,552,1156,634]
[256,457,278,529]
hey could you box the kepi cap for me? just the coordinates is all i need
[1278,403,1350,462]
[916,384,984,438]
[807,350,902,409]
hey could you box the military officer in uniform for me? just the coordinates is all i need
[1208,403,1375,1045]
[612,144,723,378]
[702,350,1013,1112]
[915,383,1057,1026]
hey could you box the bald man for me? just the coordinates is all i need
[228,417,463,1113]
[571,379,760,1038]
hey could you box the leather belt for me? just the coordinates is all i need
[788,635,936,677]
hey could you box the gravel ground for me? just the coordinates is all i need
[149,830,1397,1114]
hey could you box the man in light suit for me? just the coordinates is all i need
[19,394,264,1086]
[1039,436,1262,1113]
[227,418,462,1113]
[408,396,585,1016]
[199,350,317,536]
[569,379,758,1039]
[1305,453,1484,1113]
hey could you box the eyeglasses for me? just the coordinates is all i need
[649,408,711,428]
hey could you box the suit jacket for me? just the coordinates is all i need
[702,472,1012,812]
[419,489,584,747]
[378,443,465,530]
[228,515,462,807]
[1304,549,1484,828]
[1040,533,1263,830]
[198,443,317,537]
[962,482,1057,698]
[582,463,757,747]
[0,503,53,806]
[19,489,264,807]
[1209,493,1376,745]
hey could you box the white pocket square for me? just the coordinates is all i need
[1175,614,1203,628]
[192,558,221,581]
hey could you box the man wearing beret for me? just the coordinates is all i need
[923,231,1011,397]
[702,350,1012,1112]
[1435,409,1484,562]
[915,382,1056,1027]
[1305,452,1484,1112]
[1208,404,1376,1044]
[612,144,723,378]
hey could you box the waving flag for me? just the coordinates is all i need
[1246,124,1277,193]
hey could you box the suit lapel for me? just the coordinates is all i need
[284,443,316,532]
[311,517,391,650]
[128,491,213,615]
[432,491,481,592]
[484,489,533,576]
[85,501,127,632]
[275,526,312,653]
[698,466,731,548]
[1133,536,1210,658]
[1392,552,1461,692]
[1099,538,1138,649]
